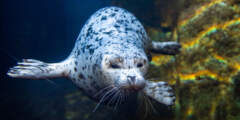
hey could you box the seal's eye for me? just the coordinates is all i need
[110,63,120,69]
[137,63,143,68]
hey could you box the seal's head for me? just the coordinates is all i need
[101,50,149,93]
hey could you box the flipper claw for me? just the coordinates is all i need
[143,81,175,106]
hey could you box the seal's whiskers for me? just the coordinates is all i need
[114,90,122,110]
[93,85,113,98]
[93,87,117,112]
[107,88,121,106]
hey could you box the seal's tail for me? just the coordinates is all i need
[7,59,70,80]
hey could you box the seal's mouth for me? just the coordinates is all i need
[122,82,146,93]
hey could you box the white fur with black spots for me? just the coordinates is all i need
[7,6,181,108]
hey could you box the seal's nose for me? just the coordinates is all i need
[127,76,136,83]
[127,76,145,91]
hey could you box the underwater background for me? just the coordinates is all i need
[1,0,240,120]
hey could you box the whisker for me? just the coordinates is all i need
[93,87,116,112]
[105,87,118,106]
[108,88,120,105]
[142,94,149,118]
[145,94,157,114]
[113,90,121,110]
[123,90,127,103]
[0,49,19,62]
[107,87,120,106]
[45,78,58,86]
[114,89,124,110]
[119,91,122,105]
[94,85,113,98]
[114,94,120,110]
[120,90,124,105]
[148,78,158,81]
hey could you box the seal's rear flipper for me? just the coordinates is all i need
[143,81,175,106]
[7,59,70,80]
[151,41,181,55]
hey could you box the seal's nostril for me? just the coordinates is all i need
[127,76,136,83]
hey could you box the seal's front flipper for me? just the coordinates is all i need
[151,41,181,55]
[143,81,175,106]
[7,59,70,80]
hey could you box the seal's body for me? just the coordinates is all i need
[8,7,181,106]
[68,7,150,97]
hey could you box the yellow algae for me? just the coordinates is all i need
[228,62,240,72]
[219,84,227,96]
[210,102,217,119]
[179,70,217,81]
[234,63,240,71]
[182,17,240,49]
[179,0,226,28]
[186,105,194,117]
[151,55,173,66]
[182,25,218,49]
[222,17,240,29]
[213,54,227,63]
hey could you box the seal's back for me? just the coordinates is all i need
[71,7,151,58]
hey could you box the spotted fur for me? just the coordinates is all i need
[8,7,179,106]
[67,7,150,95]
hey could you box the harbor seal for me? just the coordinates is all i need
[7,7,181,108]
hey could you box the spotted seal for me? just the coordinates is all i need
[7,7,181,107]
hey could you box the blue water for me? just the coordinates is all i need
[0,0,116,119]
[0,0,176,119]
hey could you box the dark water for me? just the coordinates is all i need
[0,0,122,120]
[4,0,238,120]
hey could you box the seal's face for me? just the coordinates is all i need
[101,54,149,93]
